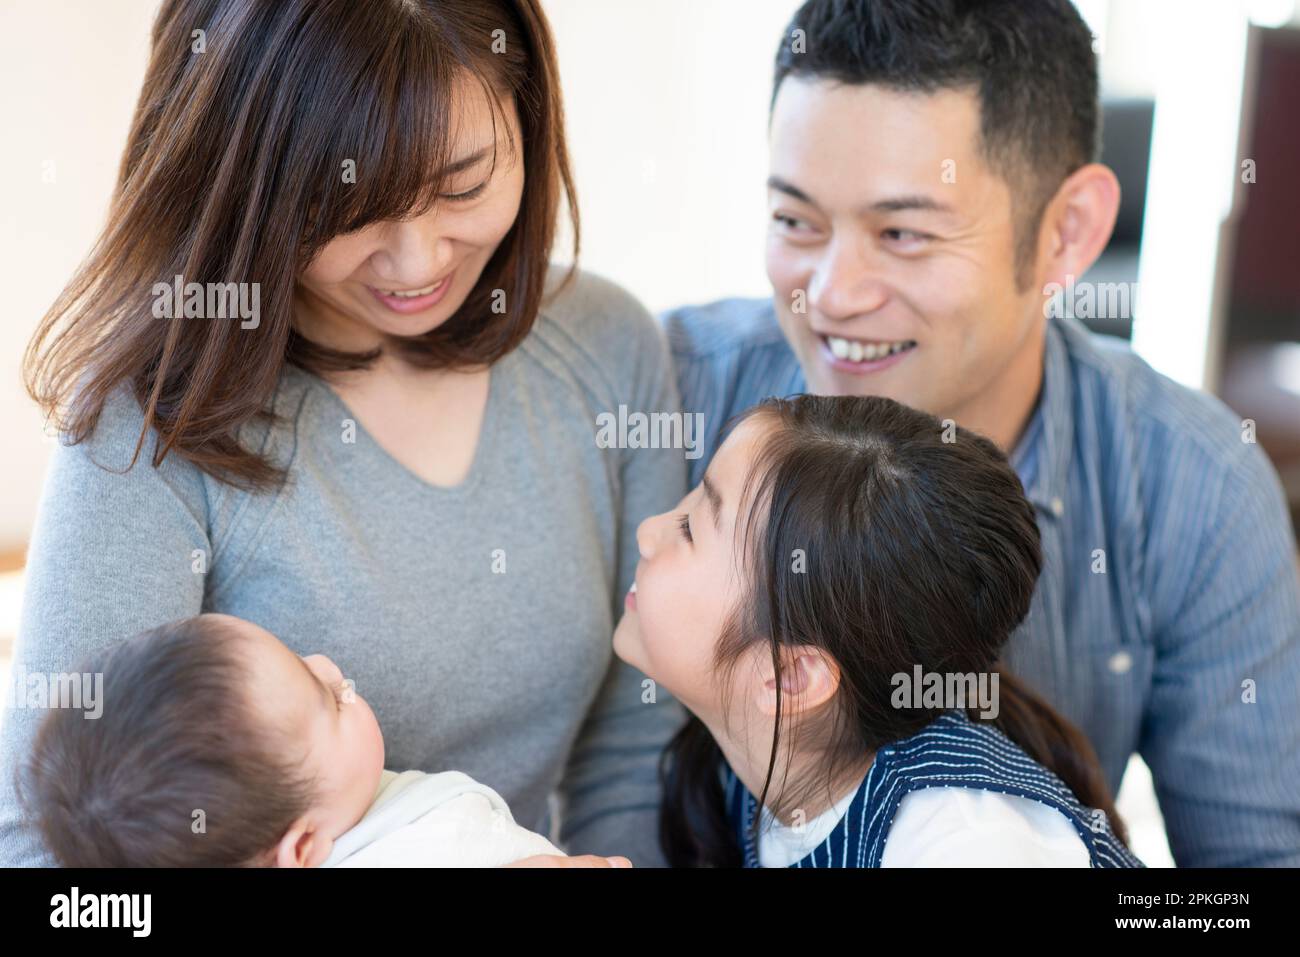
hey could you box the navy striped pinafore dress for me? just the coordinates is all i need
[723,709,1144,867]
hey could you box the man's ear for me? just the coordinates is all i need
[274,813,333,868]
[1037,162,1122,292]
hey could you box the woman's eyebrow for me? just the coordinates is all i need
[701,475,723,531]
[436,146,492,178]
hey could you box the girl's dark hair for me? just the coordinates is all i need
[660,395,1126,867]
[17,616,315,867]
[24,0,578,490]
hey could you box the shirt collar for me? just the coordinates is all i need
[1008,317,1074,520]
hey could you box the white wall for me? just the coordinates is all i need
[0,0,157,551]
[545,0,799,311]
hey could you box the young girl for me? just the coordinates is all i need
[614,394,1144,867]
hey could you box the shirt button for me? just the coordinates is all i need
[1108,651,1133,675]
[1050,497,1065,517]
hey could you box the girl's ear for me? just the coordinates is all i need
[755,645,842,718]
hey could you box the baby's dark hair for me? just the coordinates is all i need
[17,615,316,867]
[660,394,1125,866]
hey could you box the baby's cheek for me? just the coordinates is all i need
[363,703,385,768]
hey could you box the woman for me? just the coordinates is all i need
[2,0,686,866]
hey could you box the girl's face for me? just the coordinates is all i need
[218,614,386,865]
[613,416,772,720]
[295,75,526,350]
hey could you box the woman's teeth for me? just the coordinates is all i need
[825,335,916,362]
[381,278,446,298]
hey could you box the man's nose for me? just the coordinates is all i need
[809,235,888,321]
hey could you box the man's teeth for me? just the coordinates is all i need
[383,279,445,298]
[629,582,637,593]
[826,336,915,362]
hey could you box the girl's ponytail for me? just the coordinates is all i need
[659,716,741,868]
[971,667,1129,844]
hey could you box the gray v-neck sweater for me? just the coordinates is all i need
[0,268,689,867]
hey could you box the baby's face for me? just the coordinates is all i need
[212,614,385,863]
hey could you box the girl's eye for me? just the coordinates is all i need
[677,513,693,544]
[772,212,805,231]
[441,181,488,202]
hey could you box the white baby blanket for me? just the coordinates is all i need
[321,769,563,867]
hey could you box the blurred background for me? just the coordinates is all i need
[3,0,1300,868]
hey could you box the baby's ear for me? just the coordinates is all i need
[274,814,331,868]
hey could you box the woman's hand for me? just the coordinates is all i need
[502,854,633,868]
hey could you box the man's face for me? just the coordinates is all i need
[765,77,1047,437]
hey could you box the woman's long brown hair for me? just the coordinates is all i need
[661,395,1128,867]
[24,0,578,490]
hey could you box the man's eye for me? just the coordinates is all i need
[882,228,928,244]
[677,513,693,543]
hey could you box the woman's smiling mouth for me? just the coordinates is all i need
[367,270,455,313]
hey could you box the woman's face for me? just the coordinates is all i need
[296,76,526,350]
[613,416,771,720]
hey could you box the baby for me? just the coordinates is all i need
[19,613,625,868]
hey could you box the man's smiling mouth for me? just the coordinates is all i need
[817,332,918,367]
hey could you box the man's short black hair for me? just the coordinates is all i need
[772,0,1100,286]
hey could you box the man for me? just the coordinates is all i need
[663,0,1300,866]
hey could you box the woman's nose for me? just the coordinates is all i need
[373,214,453,283]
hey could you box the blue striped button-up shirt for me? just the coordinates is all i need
[661,297,1300,867]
